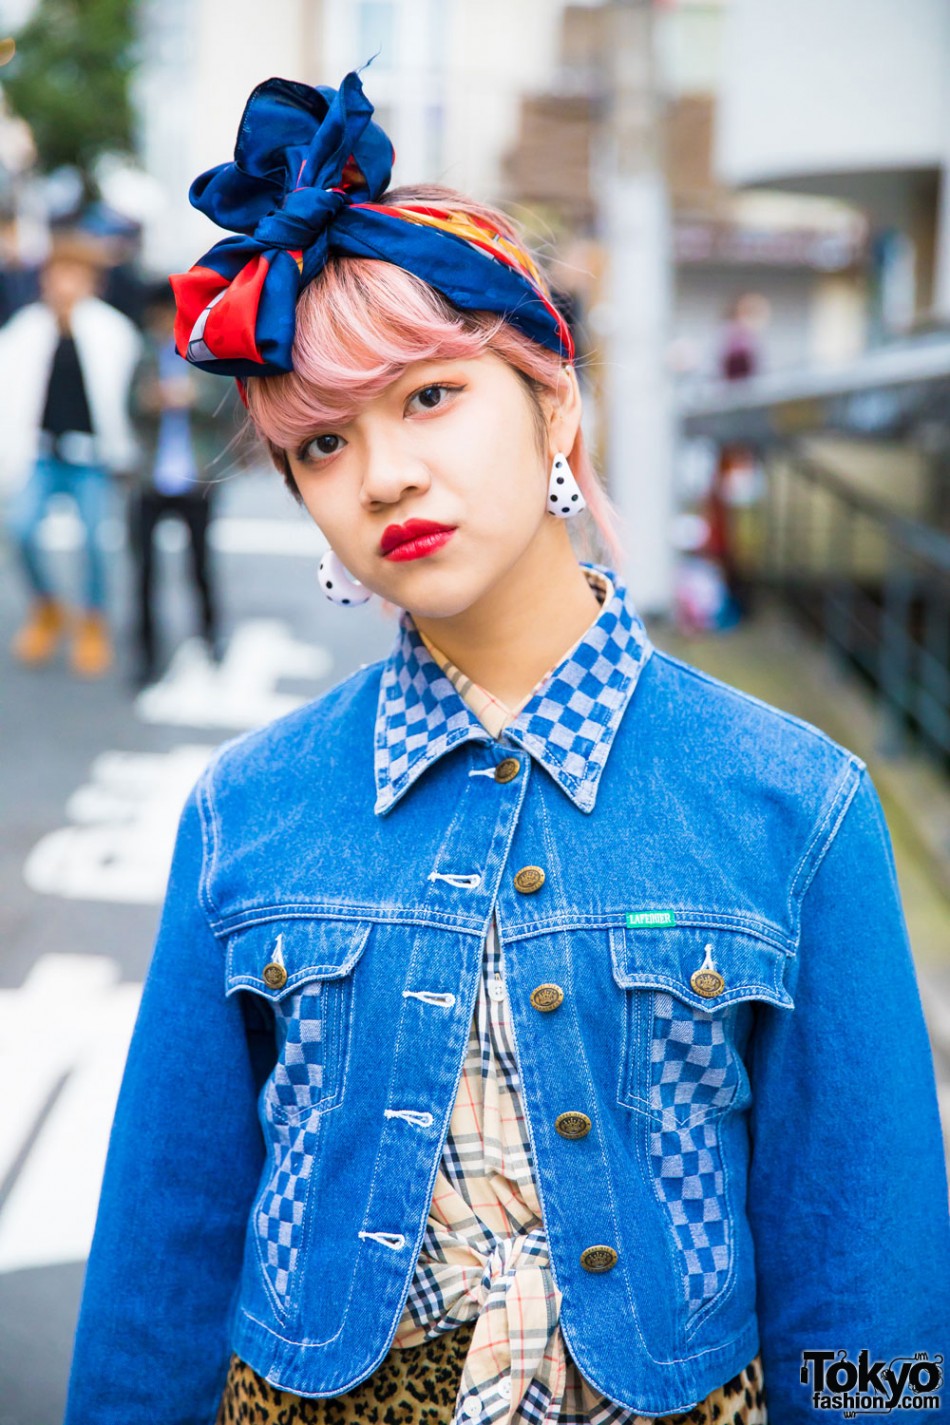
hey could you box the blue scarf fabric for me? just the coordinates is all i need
[169,70,573,379]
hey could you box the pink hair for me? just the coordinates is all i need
[244,183,626,581]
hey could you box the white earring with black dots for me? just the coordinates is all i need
[547,452,587,518]
[318,548,372,606]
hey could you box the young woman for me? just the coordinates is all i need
[64,71,949,1425]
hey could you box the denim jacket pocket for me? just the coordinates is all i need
[608,918,794,1130]
[224,916,374,1321]
[224,915,374,1122]
[609,917,795,1328]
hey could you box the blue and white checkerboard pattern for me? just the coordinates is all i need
[256,983,331,1306]
[271,982,329,1117]
[651,990,736,1122]
[649,992,734,1313]
[256,1115,320,1305]
[374,561,654,815]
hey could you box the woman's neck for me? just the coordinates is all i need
[410,531,604,711]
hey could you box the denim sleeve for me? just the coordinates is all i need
[746,763,950,1422]
[63,778,267,1424]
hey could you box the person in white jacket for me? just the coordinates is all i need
[1,232,142,676]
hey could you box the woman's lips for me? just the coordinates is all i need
[382,528,457,562]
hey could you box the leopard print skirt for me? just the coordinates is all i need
[215,1324,768,1425]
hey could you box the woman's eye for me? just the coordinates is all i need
[408,383,458,413]
[300,433,344,461]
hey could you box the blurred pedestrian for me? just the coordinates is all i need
[716,292,770,381]
[0,231,141,675]
[0,210,40,326]
[79,202,148,329]
[704,294,771,621]
[128,278,231,686]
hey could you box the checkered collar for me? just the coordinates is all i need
[373,561,654,816]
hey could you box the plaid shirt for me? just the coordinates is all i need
[380,565,759,1424]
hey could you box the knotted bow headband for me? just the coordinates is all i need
[169,69,574,381]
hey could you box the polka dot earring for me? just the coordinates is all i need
[547,452,587,518]
[317,548,372,606]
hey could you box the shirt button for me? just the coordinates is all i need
[494,757,521,783]
[489,975,505,1002]
[580,1244,618,1272]
[262,962,287,989]
[513,865,545,894]
[498,1378,512,1401]
[530,983,564,1012]
[555,1111,592,1139]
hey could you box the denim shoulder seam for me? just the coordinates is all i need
[192,728,256,921]
[649,647,870,768]
[191,661,387,921]
[788,757,865,937]
[194,757,222,922]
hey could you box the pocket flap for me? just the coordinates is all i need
[609,920,793,1011]
[224,917,374,1002]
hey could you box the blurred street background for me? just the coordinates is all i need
[1,1,950,1420]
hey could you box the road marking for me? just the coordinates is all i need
[135,620,332,730]
[23,745,216,904]
[0,955,141,1273]
[22,621,332,903]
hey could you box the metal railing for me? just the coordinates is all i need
[755,452,950,767]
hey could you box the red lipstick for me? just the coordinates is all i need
[380,519,457,562]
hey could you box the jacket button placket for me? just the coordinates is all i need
[495,784,630,1319]
[371,746,530,1280]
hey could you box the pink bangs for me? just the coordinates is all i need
[245,260,510,447]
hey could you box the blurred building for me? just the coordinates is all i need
[136,0,591,275]
[715,0,950,343]
[502,0,870,379]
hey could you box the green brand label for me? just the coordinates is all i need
[626,910,677,928]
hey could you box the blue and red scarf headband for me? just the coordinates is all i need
[169,69,574,381]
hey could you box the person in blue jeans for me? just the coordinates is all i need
[2,233,141,676]
[64,71,950,1425]
[128,280,235,686]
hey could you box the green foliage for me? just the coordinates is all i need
[2,0,138,189]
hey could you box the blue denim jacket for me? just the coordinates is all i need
[65,562,950,1424]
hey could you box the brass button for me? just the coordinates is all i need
[691,943,725,998]
[494,757,521,783]
[513,865,545,894]
[530,983,564,1012]
[262,962,287,989]
[555,1111,591,1139]
[580,1244,618,1273]
[690,968,725,998]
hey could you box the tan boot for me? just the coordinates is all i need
[70,610,113,678]
[11,597,68,665]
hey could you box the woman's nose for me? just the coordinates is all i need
[359,436,431,507]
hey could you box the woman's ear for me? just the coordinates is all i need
[546,364,583,459]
